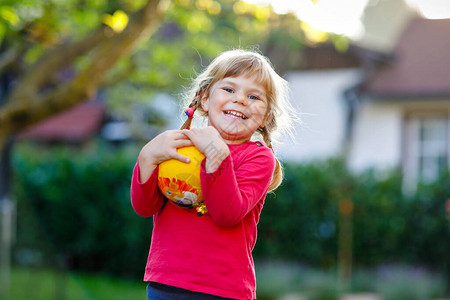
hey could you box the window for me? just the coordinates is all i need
[403,114,449,191]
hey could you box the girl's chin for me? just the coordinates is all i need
[220,131,253,142]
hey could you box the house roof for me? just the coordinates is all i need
[299,43,361,70]
[18,101,105,143]
[364,18,450,98]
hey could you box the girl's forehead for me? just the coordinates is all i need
[218,75,267,91]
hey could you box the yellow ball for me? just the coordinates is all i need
[157,146,208,215]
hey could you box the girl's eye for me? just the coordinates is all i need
[223,87,234,93]
[249,95,260,100]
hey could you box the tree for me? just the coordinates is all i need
[0,1,314,143]
[0,0,334,291]
[0,1,169,295]
[102,0,311,128]
[0,0,338,206]
[0,0,170,150]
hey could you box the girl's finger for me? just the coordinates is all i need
[173,131,190,140]
[181,129,192,138]
[174,139,193,148]
[172,153,190,164]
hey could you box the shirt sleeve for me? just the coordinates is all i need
[130,161,166,217]
[200,146,275,227]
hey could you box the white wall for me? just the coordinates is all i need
[348,100,403,172]
[278,69,362,162]
[348,99,450,174]
[281,67,450,179]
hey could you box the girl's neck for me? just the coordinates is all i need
[224,139,249,145]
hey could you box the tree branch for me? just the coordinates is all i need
[79,0,170,89]
[0,0,170,138]
[100,60,137,88]
[0,48,20,75]
[7,26,113,102]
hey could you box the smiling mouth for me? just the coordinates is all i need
[224,110,247,120]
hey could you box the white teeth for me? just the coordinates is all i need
[225,111,247,119]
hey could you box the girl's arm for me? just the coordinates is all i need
[182,126,275,226]
[201,147,275,226]
[130,163,164,217]
[130,130,193,217]
[137,130,193,182]
[181,127,230,173]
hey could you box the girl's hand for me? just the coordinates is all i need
[138,130,193,182]
[182,126,230,173]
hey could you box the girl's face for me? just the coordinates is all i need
[201,74,268,144]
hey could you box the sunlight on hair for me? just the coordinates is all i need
[181,48,299,149]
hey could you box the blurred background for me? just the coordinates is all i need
[0,0,449,299]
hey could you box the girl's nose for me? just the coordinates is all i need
[233,91,248,105]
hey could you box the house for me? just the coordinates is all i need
[18,101,106,146]
[277,44,363,162]
[279,17,450,190]
[17,93,182,146]
[352,18,450,188]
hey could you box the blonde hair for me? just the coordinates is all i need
[181,49,296,191]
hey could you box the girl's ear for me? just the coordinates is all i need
[260,111,273,128]
[201,94,209,112]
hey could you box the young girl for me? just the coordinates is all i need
[131,49,295,300]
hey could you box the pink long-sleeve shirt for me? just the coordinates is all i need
[130,140,275,299]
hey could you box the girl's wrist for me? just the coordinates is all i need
[138,150,159,169]
[137,154,158,183]
[204,146,229,173]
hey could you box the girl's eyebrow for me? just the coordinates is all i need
[220,78,266,95]
[219,78,237,85]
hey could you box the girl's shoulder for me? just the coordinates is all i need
[228,140,271,150]
[245,140,265,147]
[244,140,274,153]
[228,140,275,162]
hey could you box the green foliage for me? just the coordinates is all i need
[8,267,146,300]
[1,0,335,139]
[352,170,450,271]
[255,260,305,300]
[12,142,151,277]
[0,0,143,44]
[376,265,447,300]
[351,169,406,266]
[256,159,352,268]
[255,263,448,299]
[256,158,449,277]
[255,262,343,300]
[350,269,377,293]
[105,0,310,118]
[12,145,449,285]
[303,272,341,300]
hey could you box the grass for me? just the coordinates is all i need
[4,263,449,300]
[376,265,448,300]
[256,260,305,299]
[255,261,449,300]
[5,267,146,300]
